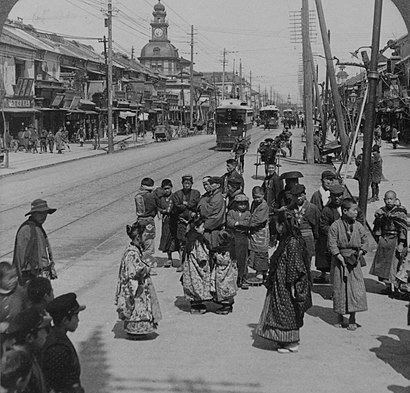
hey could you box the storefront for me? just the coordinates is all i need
[1,98,39,137]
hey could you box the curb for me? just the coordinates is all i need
[0,139,152,179]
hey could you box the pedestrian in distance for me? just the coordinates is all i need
[171,175,201,269]
[76,126,86,147]
[42,293,86,392]
[92,126,100,150]
[182,217,213,314]
[6,307,52,393]
[115,222,162,336]
[12,199,58,286]
[328,198,368,331]
[230,135,249,174]
[54,127,64,154]
[369,190,408,295]
[156,179,179,268]
[248,186,270,286]
[256,210,312,354]
[368,144,383,202]
[226,193,251,290]
[46,130,54,153]
[314,184,345,284]
[0,349,33,393]
[39,129,48,154]
[211,230,238,315]
[135,177,158,275]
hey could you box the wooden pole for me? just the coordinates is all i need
[189,25,194,129]
[315,0,349,158]
[107,0,114,153]
[302,0,314,163]
[359,0,383,220]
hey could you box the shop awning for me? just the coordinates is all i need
[82,110,99,115]
[139,113,149,121]
[119,111,136,118]
[1,108,39,113]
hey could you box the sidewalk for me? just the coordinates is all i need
[0,134,155,178]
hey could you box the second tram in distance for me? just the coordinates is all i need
[259,104,280,129]
[215,99,253,150]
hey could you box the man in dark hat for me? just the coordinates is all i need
[226,177,243,211]
[135,177,158,274]
[275,171,304,210]
[315,183,345,283]
[6,307,52,393]
[369,144,383,202]
[172,175,201,270]
[310,170,337,213]
[221,159,244,196]
[42,293,85,393]
[12,199,58,285]
[198,176,226,250]
[288,184,320,264]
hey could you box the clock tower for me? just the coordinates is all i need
[151,0,168,42]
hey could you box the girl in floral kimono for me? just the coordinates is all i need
[328,198,368,331]
[182,217,213,314]
[211,231,238,315]
[115,222,162,336]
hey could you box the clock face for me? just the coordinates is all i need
[154,28,163,38]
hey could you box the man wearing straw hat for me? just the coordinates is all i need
[12,199,58,285]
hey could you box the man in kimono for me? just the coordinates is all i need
[370,190,408,294]
[288,184,320,264]
[310,170,336,213]
[314,184,344,283]
[198,177,226,251]
[172,175,201,269]
[221,159,244,196]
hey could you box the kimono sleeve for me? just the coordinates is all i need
[187,190,201,211]
[226,210,237,229]
[327,221,341,256]
[319,207,332,236]
[357,222,369,253]
[250,202,269,227]
[285,238,307,285]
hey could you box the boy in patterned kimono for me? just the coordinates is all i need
[370,190,408,294]
[248,186,270,285]
[328,198,368,331]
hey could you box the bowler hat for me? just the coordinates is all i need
[46,293,86,321]
[321,170,336,180]
[290,184,306,195]
[280,171,304,181]
[25,199,56,216]
[329,184,345,195]
[7,308,51,337]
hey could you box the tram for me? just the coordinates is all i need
[259,105,280,129]
[282,108,294,127]
[215,99,253,150]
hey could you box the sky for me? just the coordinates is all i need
[7,0,408,104]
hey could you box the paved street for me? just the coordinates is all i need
[1,128,410,393]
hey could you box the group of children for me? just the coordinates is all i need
[0,261,86,393]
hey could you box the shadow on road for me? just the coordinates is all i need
[79,325,111,393]
[312,284,333,300]
[370,328,410,384]
[388,385,410,393]
[174,295,191,313]
[307,305,337,326]
[364,277,387,295]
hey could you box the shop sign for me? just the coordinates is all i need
[5,98,33,108]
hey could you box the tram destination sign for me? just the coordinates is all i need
[5,98,33,108]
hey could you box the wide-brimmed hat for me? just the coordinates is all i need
[46,293,86,321]
[25,199,56,216]
[280,171,304,181]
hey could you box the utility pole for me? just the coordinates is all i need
[315,0,348,159]
[189,25,194,129]
[322,30,330,146]
[249,70,252,109]
[302,0,314,163]
[359,0,383,220]
[239,59,243,101]
[131,46,135,60]
[106,0,114,153]
[222,48,226,100]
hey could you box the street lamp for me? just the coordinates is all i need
[349,46,372,59]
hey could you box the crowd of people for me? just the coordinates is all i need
[1,136,408,390]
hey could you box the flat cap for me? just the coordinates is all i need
[46,293,86,321]
[321,170,336,180]
[182,175,193,183]
[280,171,304,180]
[290,184,306,195]
[329,184,345,195]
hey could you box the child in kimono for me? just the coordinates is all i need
[248,186,270,285]
[226,193,251,289]
[328,198,368,331]
[211,231,238,315]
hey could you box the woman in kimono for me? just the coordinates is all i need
[256,210,312,353]
[115,221,162,336]
[182,217,213,314]
[157,179,179,268]
[328,198,368,331]
[211,230,238,315]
